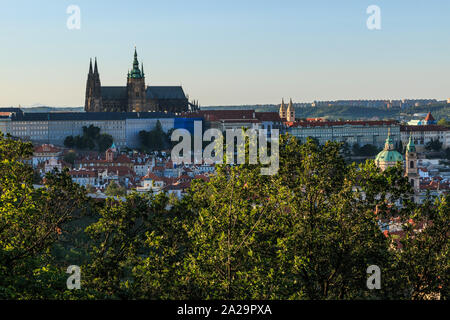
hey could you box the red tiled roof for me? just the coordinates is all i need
[401,125,449,132]
[115,154,132,163]
[34,144,61,153]
[424,112,435,122]
[255,112,282,122]
[96,166,135,177]
[142,172,160,180]
[289,120,398,128]
[185,110,256,121]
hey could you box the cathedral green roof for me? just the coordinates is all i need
[375,150,403,163]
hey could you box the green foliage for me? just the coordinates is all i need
[64,125,113,152]
[139,120,171,151]
[1,131,448,300]
[97,134,114,153]
[425,138,443,151]
[63,151,77,166]
[437,118,449,127]
[0,132,89,299]
[104,181,127,197]
[352,143,380,157]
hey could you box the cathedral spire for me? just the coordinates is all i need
[94,57,98,74]
[130,47,143,78]
[89,58,93,74]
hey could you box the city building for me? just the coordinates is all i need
[287,120,400,148]
[0,109,199,149]
[401,113,450,151]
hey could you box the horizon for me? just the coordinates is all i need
[1,1,450,107]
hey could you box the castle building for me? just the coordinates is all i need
[85,48,191,113]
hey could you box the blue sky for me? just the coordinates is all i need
[1,0,450,107]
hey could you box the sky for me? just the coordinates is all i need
[1,0,450,107]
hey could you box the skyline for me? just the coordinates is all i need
[1,0,450,107]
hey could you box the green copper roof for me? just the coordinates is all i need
[129,48,143,79]
[375,150,403,163]
[406,135,416,152]
[375,129,403,163]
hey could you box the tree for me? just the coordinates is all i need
[63,151,77,166]
[425,138,442,152]
[0,133,88,299]
[64,126,114,152]
[445,148,450,160]
[139,120,169,151]
[85,184,96,193]
[98,134,114,153]
[64,136,75,148]
[104,181,127,197]
[359,144,380,157]
[386,194,449,299]
[437,118,449,127]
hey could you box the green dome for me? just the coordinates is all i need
[375,150,403,163]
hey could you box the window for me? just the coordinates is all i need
[410,161,414,169]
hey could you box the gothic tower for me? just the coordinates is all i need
[85,58,102,112]
[127,48,146,112]
[286,98,295,122]
[279,98,286,119]
[405,134,420,195]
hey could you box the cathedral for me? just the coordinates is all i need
[375,130,420,201]
[85,48,194,113]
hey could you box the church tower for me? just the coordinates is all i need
[127,47,146,112]
[279,99,286,119]
[286,98,295,122]
[85,58,102,112]
[405,134,420,195]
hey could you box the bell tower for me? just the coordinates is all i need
[127,47,146,112]
[286,98,295,122]
[279,99,286,119]
[405,134,420,198]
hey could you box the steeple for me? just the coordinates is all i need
[286,98,295,121]
[279,98,286,119]
[384,128,395,151]
[130,47,143,79]
[89,58,93,74]
[406,134,416,153]
[94,57,98,74]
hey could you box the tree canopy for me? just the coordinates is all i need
[0,132,448,300]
